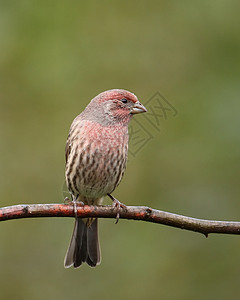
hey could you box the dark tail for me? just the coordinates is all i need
[64,218,101,268]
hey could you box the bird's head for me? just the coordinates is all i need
[84,89,147,126]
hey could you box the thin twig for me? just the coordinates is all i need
[0,203,240,237]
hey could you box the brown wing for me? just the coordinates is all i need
[65,116,83,164]
[65,134,72,164]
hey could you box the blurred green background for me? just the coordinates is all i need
[1,1,240,299]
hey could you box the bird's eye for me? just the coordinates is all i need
[121,98,128,104]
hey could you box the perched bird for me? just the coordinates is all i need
[64,89,147,268]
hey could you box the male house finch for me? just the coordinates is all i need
[64,89,147,268]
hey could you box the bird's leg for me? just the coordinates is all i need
[107,193,127,224]
[64,197,71,204]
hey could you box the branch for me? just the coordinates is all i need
[1,203,240,237]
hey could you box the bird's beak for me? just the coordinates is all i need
[131,101,147,114]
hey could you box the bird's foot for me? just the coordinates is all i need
[107,194,127,224]
[64,197,84,218]
[72,200,85,218]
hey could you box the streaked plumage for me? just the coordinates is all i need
[64,89,147,268]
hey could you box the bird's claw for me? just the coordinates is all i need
[64,197,84,218]
[113,201,126,224]
[112,198,127,210]
[72,201,85,218]
[107,194,127,224]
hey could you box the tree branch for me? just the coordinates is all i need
[0,203,240,237]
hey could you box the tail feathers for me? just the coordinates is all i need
[86,219,100,267]
[64,218,101,268]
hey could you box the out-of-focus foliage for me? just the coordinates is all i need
[1,1,240,299]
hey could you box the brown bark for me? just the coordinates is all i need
[1,203,240,237]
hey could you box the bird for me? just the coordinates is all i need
[64,89,147,268]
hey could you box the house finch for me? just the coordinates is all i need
[64,89,147,268]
